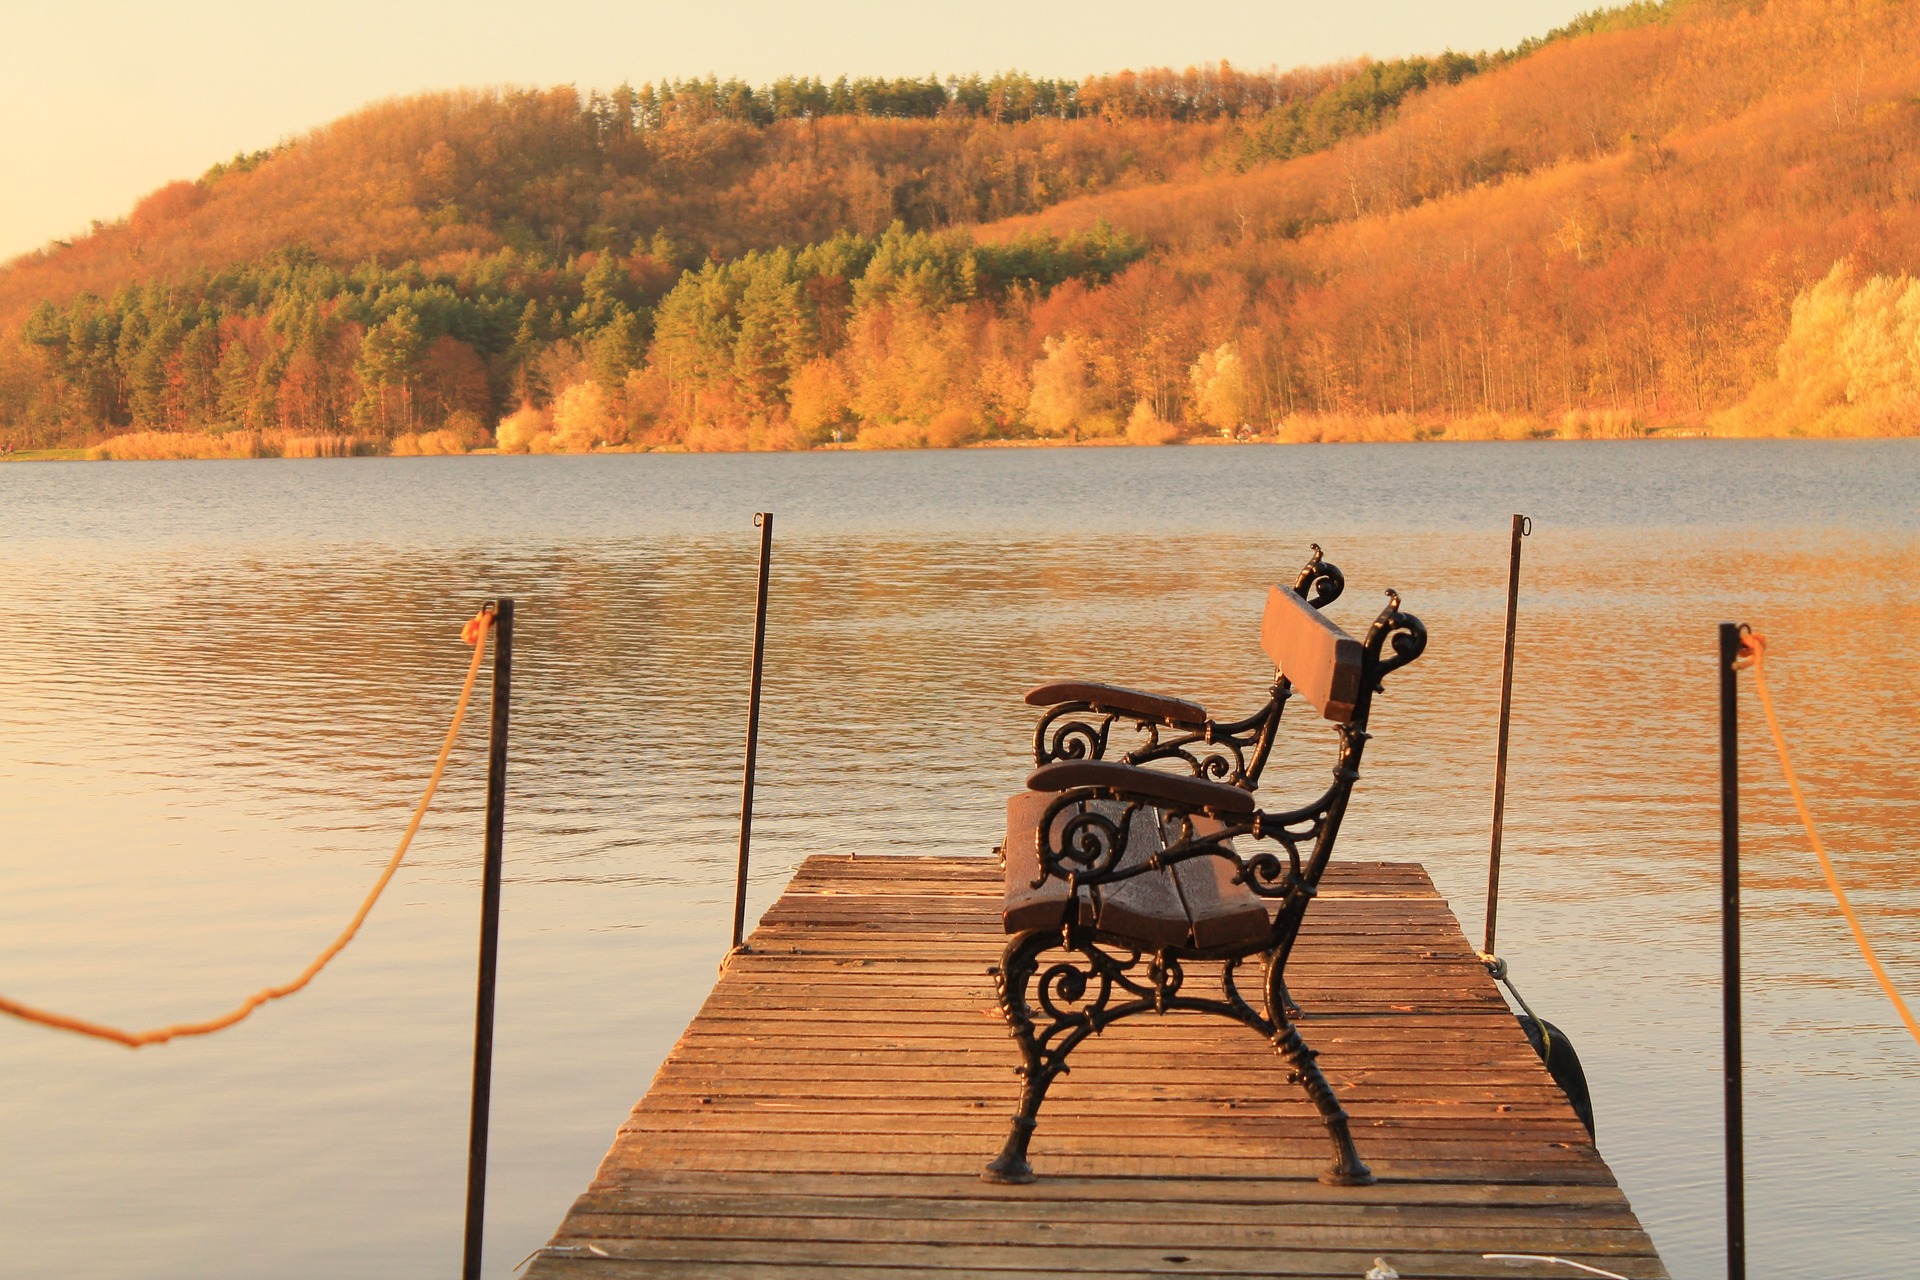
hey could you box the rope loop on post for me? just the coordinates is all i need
[0,608,496,1048]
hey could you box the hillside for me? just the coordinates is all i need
[978,0,1920,437]
[4,0,1918,455]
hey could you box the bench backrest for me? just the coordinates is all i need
[1260,585,1363,723]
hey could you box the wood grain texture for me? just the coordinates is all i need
[1027,760,1258,814]
[1023,681,1208,726]
[1002,794,1268,950]
[1259,585,1363,723]
[526,856,1667,1280]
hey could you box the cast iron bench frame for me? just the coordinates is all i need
[985,548,1426,1185]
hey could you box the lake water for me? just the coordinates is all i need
[1,441,1915,1279]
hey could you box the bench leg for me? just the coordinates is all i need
[983,1088,1048,1185]
[1267,958,1374,1186]
[982,928,1093,1185]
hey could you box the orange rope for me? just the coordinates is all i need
[0,609,496,1048]
[1739,631,1920,1049]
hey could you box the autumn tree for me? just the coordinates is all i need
[1026,334,1093,436]
[1189,342,1249,432]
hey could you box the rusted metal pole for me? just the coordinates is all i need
[731,514,773,953]
[1483,513,1531,958]
[462,598,513,1280]
[1719,621,1746,1280]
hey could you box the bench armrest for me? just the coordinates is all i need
[1024,681,1207,726]
[1027,760,1255,815]
[1021,761,1309,900]
[1028,684,1263,786]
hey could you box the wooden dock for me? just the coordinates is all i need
[527,856,1668,1279]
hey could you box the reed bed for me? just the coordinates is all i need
[86,430,381,460]
[62,406,1903,462]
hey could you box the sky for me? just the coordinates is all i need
[0,0,1606,264]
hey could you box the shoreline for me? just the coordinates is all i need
[11,425,1905,464]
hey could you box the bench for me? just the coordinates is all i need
[984,547,1427,1186]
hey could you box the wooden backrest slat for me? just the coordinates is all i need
[1259,585,1363,723]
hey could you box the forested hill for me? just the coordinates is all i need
[5,0,1919,456]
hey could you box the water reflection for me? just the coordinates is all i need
[0,443,1915,1279]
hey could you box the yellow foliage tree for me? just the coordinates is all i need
[788,357,853,443]
[550,381,612,451]
[494,404,551,453]
[1026,334,1091,437]
[1125,399,1182,444]
[1721,261,1920,436]
[845,299,982,444]
[1188,342,1248,435]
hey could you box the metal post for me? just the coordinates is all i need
[731,514,773,953]
[462,598,513,1280]
[1718,621,1745,1280]
[1484,513,1530,958]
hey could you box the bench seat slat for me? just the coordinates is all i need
[1168,816,1273,952]
[1000,790,1081,934]
[1001,793,1271,952]
[1088,806,1191,949]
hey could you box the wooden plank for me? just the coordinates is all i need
[1088,803,1195,948]
[1168,816,1271,951]
[563,1221,1648,1257]
[562,1188,1647,1225]
[566,1167,1639,1208]
[1260,585,1363,721]
[1000,789,1080,933]
[526,857,1668,1280]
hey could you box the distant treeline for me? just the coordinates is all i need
[10,223,1151,452]
[589,58,1489,132]
[568,1,1687,135]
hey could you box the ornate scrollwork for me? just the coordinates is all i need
[1035,704,1257,785]
[1120,720,1250,786]
[1004,935,1138,1070]
[1040,799,1144,886]
[1033,706,1113,766]
[999,932,1216,1075]
[1237,847,1305,898]
[988,921,1373,1186]
[1293,543,1346,607]
[1363,589,1429,688]
[1035,953,1110,1025]
[1032,786,1335,902]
